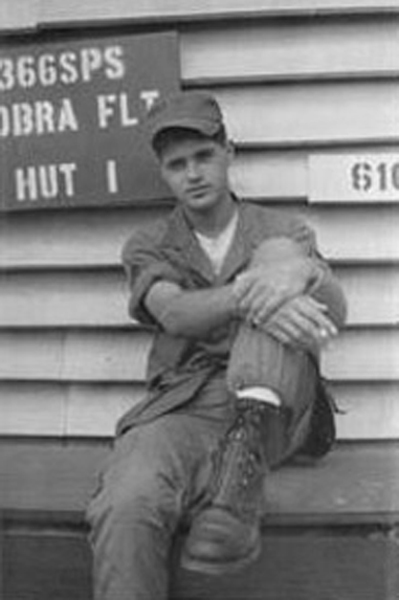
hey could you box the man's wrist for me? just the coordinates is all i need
[228,281,243,321]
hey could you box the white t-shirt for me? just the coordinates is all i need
[194,210,239,275]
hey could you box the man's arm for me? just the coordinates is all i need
[145,276,338,356]
[125,218,346,346]
[143,244,341,343]
[234,254,318,327]
[232,232,347,352]
[234,234,347,331]
[144,280,239,338]
[143,250,326,340]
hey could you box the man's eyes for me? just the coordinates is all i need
[167,159,186,171]
[196,149,215,162]
[166,149,216,171]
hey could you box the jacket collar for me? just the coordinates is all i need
[162,197,253,284]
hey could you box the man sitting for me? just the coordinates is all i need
[86,91,347,600]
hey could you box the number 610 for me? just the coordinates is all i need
[351,161,399,192]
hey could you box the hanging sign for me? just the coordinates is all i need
[0,31,180,210]
[309,153,399,203]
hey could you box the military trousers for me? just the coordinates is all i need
[86,238,319,600]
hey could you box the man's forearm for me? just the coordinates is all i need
[241,235,347,330]
[144,259,346,340]
[145,280,239,338]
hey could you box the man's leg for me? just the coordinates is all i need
[181,239,318,573]
[227,323,317,464]
[226,236,319,463]
[86,411,229,600]
[181,333,317,573]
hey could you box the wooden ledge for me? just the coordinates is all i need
[0,440,398,526]
[264,442,399,525]
[1,440,398,600]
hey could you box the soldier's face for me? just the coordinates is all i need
[159,134,233,214]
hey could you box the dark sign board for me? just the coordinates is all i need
[0,31,180,210]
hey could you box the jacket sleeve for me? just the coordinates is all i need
[121,222,184,326]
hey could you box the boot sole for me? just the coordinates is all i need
[180,537,261,575]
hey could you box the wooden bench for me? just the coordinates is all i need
[1,440,399,599]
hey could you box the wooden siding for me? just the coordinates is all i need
[0,204,398,269]
[181,20,399,83]
[0,0,39,32]
[32,1,399,29]
[3,1,399,31]
[0,328,397,383]
[0,264,397,327]
[0,381,398,440]
[0,9,398,446]
[210,83,399,147]
[0,382,144,437]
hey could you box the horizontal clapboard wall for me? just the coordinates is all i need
[181,19,399,83]
[0,7,398,445]
[0,325,398,439]
[0,202,398,268]
[203,83,399,147]
[0,328,397,382]
[5,0,398,31]
[1,381,398,440]
[0,264,397,327]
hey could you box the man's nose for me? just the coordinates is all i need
[186,160,201,180]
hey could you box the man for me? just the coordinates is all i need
[87,91,347,600]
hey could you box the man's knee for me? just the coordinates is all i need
[89,458,183,539]
[252,236,306,267]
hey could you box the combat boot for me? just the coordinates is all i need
[181,398,287,574]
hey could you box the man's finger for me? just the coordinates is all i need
[294,297,338,336]
[280,309,321,342]
[250,292,289,326]
[265,302,334,349]
[266,321,301,347]
[267,327,292,347]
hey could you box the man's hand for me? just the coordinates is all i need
[262,295,338,352]
[233,257,316,327]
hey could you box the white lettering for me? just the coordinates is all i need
[120,93,138,127]
[38,54,57,86]
[59,51,79,85]
[0,99,78,137]
[0,106,10,136]
[106,160,118,194]
[140,90,160,112]
[35,101,55,135]
[17,55,36,88]
[59,162,77,196]
[81,48,102,82]
[97,94,117,128]
[0,44,129,91]
[15,167,38,201]
[39,165,58,198]
[13,103,34,136]
[58,98,78,132]
[0,58,14,91]
[15,163,77,201]
[104,46,125,80]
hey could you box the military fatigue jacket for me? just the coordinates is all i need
[116,199,346,435]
